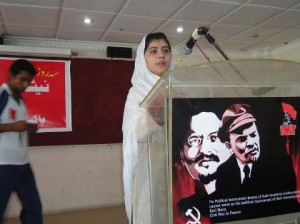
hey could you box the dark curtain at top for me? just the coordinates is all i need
[30,58,134,146]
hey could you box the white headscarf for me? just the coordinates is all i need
[122,35,162,223]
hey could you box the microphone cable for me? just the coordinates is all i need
[193,37,211,63]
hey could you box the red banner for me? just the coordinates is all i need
[0,57,71,132]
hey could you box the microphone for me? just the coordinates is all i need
[182,26,209,55]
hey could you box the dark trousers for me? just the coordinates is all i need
[0,164,43,224]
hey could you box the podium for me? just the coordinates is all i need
[140,59,300,224]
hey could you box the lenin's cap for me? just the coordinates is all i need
[218,104,256,141]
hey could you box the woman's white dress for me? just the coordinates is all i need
[122,35,169,224]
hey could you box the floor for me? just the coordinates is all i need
[3,206,128,224]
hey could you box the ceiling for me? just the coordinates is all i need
[1,0,300,53]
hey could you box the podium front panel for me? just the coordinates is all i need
[141,59,300,224]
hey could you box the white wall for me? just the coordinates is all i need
[4,144,124,218]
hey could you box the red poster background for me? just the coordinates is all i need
[172,98,300,224]
[0,57,71,132]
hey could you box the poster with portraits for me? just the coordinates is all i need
[172,97,300,224]
[0,57,71,132]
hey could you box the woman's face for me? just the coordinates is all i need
[144,39,171,77]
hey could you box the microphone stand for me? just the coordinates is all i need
[204,33,230,61]
[204,32,248,83]
[203,32,274,96]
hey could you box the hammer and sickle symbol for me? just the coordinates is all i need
[185,206,201,224]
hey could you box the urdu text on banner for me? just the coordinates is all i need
[0,57,72,132]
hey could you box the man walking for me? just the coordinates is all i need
[0,59,42,224]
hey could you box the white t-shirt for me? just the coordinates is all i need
[0,83,29,165]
